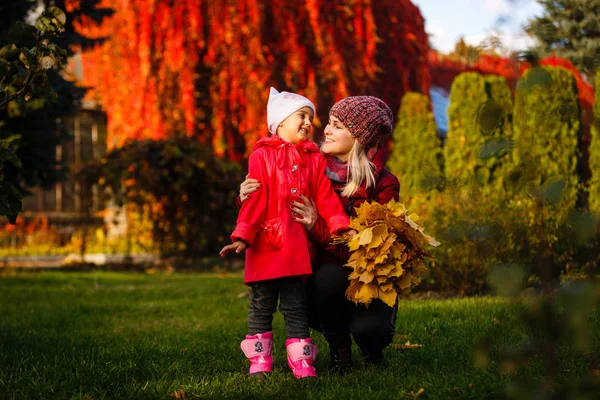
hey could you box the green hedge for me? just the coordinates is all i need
[444,73,488,184]
[78,136,244,259]
[387,92,442,201]
[444,73,514,191]
[589,71,600,215]
[513,66,580,208]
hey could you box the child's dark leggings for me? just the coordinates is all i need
[248,276,309,338]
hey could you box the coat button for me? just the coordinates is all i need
[291,188,297,194]
[292,165,298,172]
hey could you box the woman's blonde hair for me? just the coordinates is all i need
[341,140,376,198]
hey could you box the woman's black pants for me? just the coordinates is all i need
[306,260,397,354]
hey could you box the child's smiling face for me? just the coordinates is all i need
[277,107,314,144]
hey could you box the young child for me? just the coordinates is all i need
[220,87,354,379]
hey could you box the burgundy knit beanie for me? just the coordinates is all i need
[329,96,393,149]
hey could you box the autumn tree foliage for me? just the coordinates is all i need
[72,0,430,160]
[589,70,600,215]
[387,92,441,200]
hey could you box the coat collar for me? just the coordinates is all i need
[254,135,320,168]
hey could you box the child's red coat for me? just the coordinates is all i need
[231,135,350,284]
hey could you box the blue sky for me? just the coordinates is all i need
[412,0,544,54]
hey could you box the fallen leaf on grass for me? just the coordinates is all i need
[237,290,251,298]
[409,388,425,398]
[392,340,423,349]
[394,334,408,341]
[169,389,189,400]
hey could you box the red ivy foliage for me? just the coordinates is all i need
[537,55,594,113]
[428,50,527,92]
[70,0,430,160]
[428,50,593,115]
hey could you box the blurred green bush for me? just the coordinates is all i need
[78,135,244,260]
[390,66,599,295]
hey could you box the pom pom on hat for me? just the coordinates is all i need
[329,96,393,148]
[267,87,316,134]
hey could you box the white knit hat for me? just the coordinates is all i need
[266,87,316,134]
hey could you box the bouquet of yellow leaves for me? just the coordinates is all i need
[332,200,440,307]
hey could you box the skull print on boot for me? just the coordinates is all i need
[240,332,274,376]
[285,338,318,379]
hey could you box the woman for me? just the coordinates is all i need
[239,96,400,374]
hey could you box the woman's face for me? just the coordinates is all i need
[277,107,314,144]
[321,115,355,161]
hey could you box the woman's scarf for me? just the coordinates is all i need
[325,145,380,185]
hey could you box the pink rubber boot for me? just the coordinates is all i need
[240,332,274,376]
[285,338,318,379]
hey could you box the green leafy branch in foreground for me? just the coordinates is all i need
[0,6,67,224]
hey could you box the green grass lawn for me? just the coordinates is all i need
[0,271,598,400]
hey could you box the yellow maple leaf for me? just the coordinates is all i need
[367,247,378,259]
[408,212,420,222]
[347,247,363,262]
[367,223,389,250]
[359,270,375,284]
[354,282,378,305]
[388,265,405,278]
[348,270,361,280]
[378,288,397,307]
[356,228,373,246]
[348,234,362,252]
[351,201,372,222]
[346,281,362,300]
[379,232,396,253]
[365,259,377,272]
[373,249,389,265]
[375,263,395,276]
[397,273,414,290]
[385,199,406,217]
[390,242,407,259]
[345,248,368,273]
[379,282,395,292]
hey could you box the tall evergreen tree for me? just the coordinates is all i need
[387,92,442,201]
[526,0,600,79]
[444,72,513,190]
[444,72,487,184]
[513,66,581,208]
